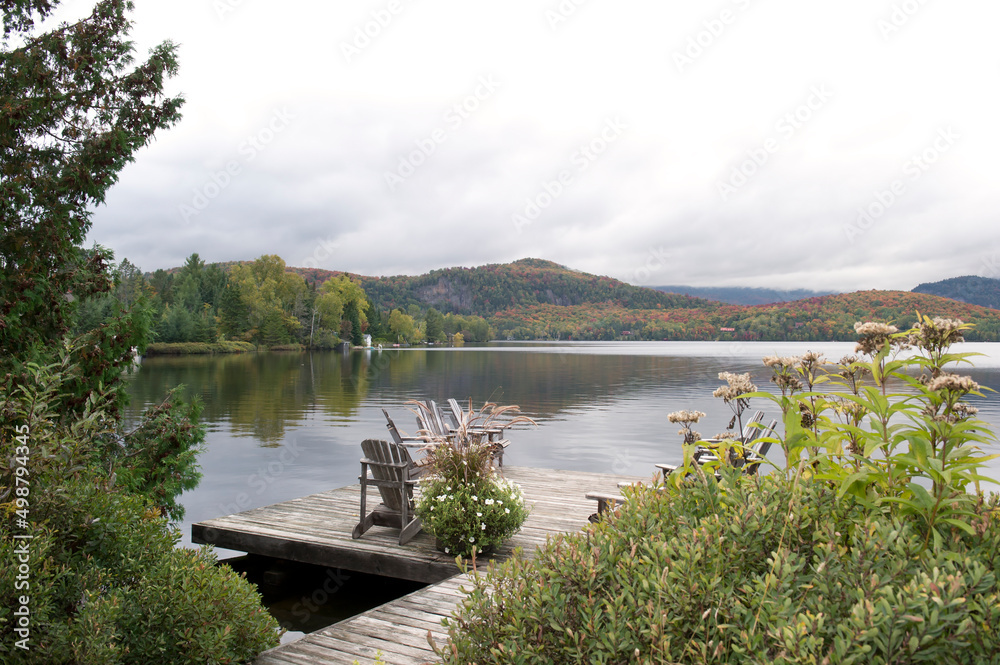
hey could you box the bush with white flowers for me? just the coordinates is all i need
[417,473,528,557]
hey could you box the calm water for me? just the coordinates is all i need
[124,341,1000,553]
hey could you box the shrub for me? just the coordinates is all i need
[745,315,997,547]
[435,317,1000,663]
[0,351,281,662]
[437,474,1000,664]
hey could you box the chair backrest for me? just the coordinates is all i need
[743,419,778,474]
[415,400,452,438]
[360,438,415,513]
[739,410,765,443]
[447,398,466,428]
[428,400,451,436]
[382,408,412,446]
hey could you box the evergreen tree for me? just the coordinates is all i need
[1,0,183,390]
[364,300,388,341]
[425,307,445,343]
[0,3,280,659]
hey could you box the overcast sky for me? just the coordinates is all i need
[61,0,1000,291]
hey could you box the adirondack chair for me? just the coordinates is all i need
[656,417,778,479]
[416,400,456,441]
[382,408,432,448]
[587,418,779,521]
[352,438,423,545]
[442,398,511,469]
[447,398,506,442]
[381,409,439,477]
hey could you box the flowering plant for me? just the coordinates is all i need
[416,474,528,557]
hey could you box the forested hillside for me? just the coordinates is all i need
[653,285,837,306]
[491,290,1000,341]
[122,256,1000,345]
[912,275,1000,310]
[288,258,712,314]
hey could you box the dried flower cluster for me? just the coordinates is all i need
[713,372,757,403]
[762,356,800,369]
[668,410,705,445]
[927,373,980,395]
[763,355,804,395]
[667,410,706,424]
[909,317,966,354]
[853,321,901,356]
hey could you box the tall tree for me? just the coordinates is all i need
[0,4,281,660]
[425,307,445,343]
[1,0,183,370]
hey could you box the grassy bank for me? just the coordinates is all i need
[144,341,258,356]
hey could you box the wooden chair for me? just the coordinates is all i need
[442,398,511,469]
[588,418,779,521]
[382,408,431,447]
[656,418,778,479]
[416,400,456,441]
[351,438,423,545]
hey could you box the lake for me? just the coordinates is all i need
[124,341,1000,551]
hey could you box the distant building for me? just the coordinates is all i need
[362,334,372,348]
[719,327,735,332]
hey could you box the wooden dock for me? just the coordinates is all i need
[253,573,470,665]
[193,466,645,664]
[193,465,644,584]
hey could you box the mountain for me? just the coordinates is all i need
[163,256,1000,342]
[912,276,1000,311]
[288,258,715,315]
[653,285,837,306]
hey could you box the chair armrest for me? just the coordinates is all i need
[585,491,627,515]
[360,457,410,469]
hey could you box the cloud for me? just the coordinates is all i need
[80,0,1000,293]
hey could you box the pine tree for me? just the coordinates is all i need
[1,0,183,410]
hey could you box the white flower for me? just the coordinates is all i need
[447,486,452,491]
[497,500,503,505]
[471,495,478,502]
[485,499,494,505]
[437,494,447,501]
[469,537,475,543]
[444,547,449,553]
[505,508,510,514]
[481,523,486,530]
[476,512,482,517]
